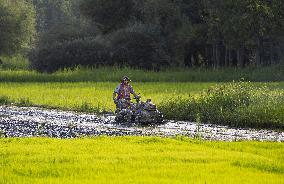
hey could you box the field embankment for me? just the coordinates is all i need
[1,137,283,184]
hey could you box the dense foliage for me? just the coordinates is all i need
[30,38,108,72]
[78,0,284,69]
[1,0,283,71]
[0,0,36,55]
[160,82,284,129]
[80,0,134,33]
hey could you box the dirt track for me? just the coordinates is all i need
[0,106,283,141]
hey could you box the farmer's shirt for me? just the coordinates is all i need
[114,83,135,100]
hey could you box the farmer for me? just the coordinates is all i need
[113,76,138,109]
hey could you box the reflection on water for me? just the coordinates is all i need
[0,106,283,142]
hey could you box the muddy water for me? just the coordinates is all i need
[0,106,283,141]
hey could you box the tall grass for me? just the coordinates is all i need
[160,82,284,129]
[0,66,283,82]
[0,55,30,70]
[0,82,213,113]
[0,82,283,129]
[1,137,283,184]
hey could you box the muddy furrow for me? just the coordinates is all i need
[0,106,283,141]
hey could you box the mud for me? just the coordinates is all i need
[0,106,283,141]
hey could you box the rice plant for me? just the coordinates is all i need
[0,66,284,82]
[0,137,283,184]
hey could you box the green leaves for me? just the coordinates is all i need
[0,1,36,55]
[160,82,284,129]
[80,0,134,33]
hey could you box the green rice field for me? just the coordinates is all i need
[0,81,284,128]
[1,137,283,184]
[0,82,283,112]
[0,82,215,112]
[0,65,283,82]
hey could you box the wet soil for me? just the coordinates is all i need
[0,106,283,141]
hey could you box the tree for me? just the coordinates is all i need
[0,0,36,55]
[174,0,208,67]
[142,0,192,65]
[31,0,89,32]
[80,0,134,33]
[204,0,284,67]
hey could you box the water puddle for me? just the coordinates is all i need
[0,106,283,141]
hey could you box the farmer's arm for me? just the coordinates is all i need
[113,85,120,101]
[130,86,138,98]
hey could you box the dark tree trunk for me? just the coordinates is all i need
[237,45,245,68]
[269,40,275,66]
[256,37,263,67]
[225,46,229,67]
[212,43,216,68]
[205,45,212,67]
[185,53,192,67]
[228,49,233,67]
[216,43,221,68]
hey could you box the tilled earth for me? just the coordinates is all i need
[0,106,283,141]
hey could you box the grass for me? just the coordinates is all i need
[0,137,283,184]
[160,82,284,129]
[0,55,30,70]
[0,82,214,112]
[0,82,283,129]
[0,65,284,82]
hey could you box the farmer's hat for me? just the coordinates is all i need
[121,76,131,82]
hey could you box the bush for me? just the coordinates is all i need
[30,38,109,73]
[109,30,170,70]
[160,82,284,129]
[0,55,30,70]
[0,96,12,105]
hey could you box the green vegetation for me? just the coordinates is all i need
[160,82,284,129]
[0,82,213,113]
[1,0,284,72]
[0,55,30,70]
[0,0,36,55]
[0,81,283,129]
[1,137,283,184]
[1,1,283,182]
[0,66,284,82]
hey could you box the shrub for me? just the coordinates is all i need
[0,96,12,105]
[0,55,30,70]
[30,38,109,73]
[160,82,284,129]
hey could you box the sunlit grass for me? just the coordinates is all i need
[160,82,284,129]
[0,66,284,82]
[0,82,283,128]
[0,137,283,184]
[0,82,214,112]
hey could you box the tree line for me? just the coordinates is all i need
[1,0,284,72]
